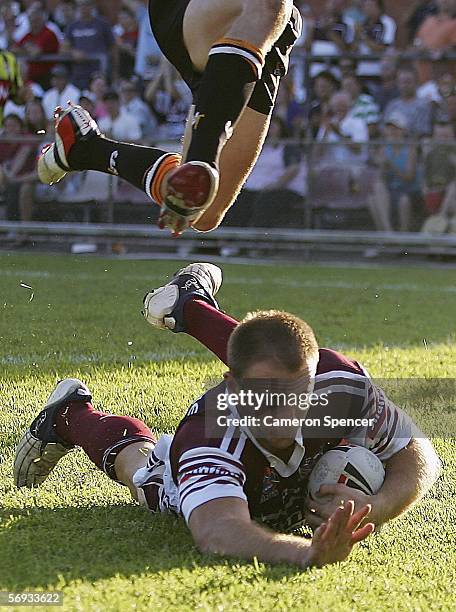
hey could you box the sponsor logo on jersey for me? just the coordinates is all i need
[184,465,237,478]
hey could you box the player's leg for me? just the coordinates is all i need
[14,378,156,497]
[143,263,239,365]
[180,0,291,164]
[160,1,301,233]
[192,107,271,231]
[37,103,181,210]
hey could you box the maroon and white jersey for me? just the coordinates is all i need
[137,349,415,533]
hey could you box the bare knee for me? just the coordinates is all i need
[238,0,291,29]
[240,0,289,13]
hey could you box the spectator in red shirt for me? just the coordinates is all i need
[114,6,139,80]
[14,5,60,89]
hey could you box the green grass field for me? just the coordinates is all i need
[0,254,455,611]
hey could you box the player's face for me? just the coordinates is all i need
[232,360,315,452]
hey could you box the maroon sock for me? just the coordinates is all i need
[55,401,155,481]
[183,299,238,365]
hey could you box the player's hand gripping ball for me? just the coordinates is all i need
[308,444,385,500]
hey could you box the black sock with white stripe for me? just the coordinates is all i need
[185,39,264,168]
[68,136,173,197]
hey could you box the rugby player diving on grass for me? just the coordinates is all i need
[14,264,441,569]
[38,0,302,236]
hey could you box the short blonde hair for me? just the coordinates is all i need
[227,310,319,380]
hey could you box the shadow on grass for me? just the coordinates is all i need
[0,505,306,590]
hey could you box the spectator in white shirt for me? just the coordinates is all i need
[316,90,369,164]
[341,73,380,137]
[119,79,157,143]
[42,64,81,120]
[98,90,142,143]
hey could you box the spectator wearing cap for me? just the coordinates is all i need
[369,112,421,232]
[353,0,397,81]
[42,65,81,120]
[13,5,60,89]
[98,91,142,143]
[119,79,157,142]
[384,67,433,138]
[63,0,118,90]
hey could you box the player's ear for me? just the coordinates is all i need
[224,371,239,393]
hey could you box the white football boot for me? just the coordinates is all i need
[143,263,222,332]
[37,102,100,185]
[14,378,91,488]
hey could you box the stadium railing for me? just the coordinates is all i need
[1,221,456,260]
[1,136,455,258]
[19,53,108,75]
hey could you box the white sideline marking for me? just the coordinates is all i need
[2,268,455,294]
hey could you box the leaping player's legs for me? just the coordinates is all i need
[38,1,299,235]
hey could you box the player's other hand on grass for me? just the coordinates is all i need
[306,501,374,568]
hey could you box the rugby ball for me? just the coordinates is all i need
[308,445,385,500]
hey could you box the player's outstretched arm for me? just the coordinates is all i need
[188,497,374,569]
[307,437,441,529]
[369,437,441,524]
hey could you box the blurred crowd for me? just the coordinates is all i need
[0,0,455,240]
